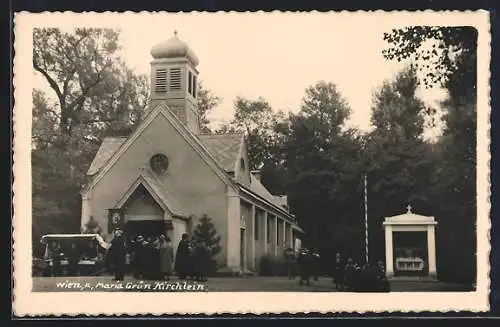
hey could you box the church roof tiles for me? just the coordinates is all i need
[198,133,243,172]
[87,136,128,176]
[86,133,244,176]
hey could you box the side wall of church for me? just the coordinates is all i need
[88,112,230,268]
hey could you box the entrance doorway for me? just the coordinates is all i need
[240,228,246,270]
[121,183,165,243]
[393,231,428,276]
[124,220,165,240]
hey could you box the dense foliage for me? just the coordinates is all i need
[32,27,477,283]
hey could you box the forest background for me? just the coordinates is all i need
[31,26,477,283]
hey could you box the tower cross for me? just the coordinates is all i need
[406,204,412,213]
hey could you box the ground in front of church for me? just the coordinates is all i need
[32,276,473,292]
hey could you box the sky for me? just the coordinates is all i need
[33,12,453,135]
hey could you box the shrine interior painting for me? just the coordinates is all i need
[392,231,429,277]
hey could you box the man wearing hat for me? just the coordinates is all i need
[297,248,312,285]
[107,228,127,281]
[132,235,146,279]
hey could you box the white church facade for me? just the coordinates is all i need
[80,32,304,273]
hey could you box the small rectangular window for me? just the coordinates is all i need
[266,217,271,244]
[192,74,197,98]
[254,214,259,241]
[277,220,281,245]
[155,69,167,94]
[169,68,181,90]
[188,71,192,95]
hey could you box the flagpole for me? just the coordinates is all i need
[364,174,369,264]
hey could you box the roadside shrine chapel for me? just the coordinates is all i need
[80,32,304,274]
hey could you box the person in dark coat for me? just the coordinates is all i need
[333,253,346,290]
[107,229,127,281]
[352,262,362,291]
[186,240,197,280]
[311,251,321,281]
[297,248,312,285]
[175,233,191,279]
[67,242,80,277]
[283,247,296,280]
[142,238,155,280]
[50,243,63,277]
[361,263,380,292]
[376,260,390,292]
[148,237,162,280]
[194,240,211,282]
[131,235,145,279]
[134,235,151,280]
[344,258,355,291]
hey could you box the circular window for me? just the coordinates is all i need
[150,154,169,175]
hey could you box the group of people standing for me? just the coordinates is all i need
[284,248,389,291]
[332,254,389,292]
[105,229,212,282]
[174,233,212,282]
[128,234,174,281]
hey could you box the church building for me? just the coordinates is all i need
[80,32,304,273]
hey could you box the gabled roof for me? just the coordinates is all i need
[383,209,437,226]
[86,133,244,176]
[198,133,244,172]
[87,137,127,175]
[82,102,238,194]
[249,173,279,207]
[249,173,290,211]
[238,172,294,220]
[115,170,190,219]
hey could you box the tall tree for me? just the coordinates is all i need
[197,82,222,134]
[284,81,364,257]
[216,97,282,171]
[364,67,435,263]
[383,26,477,283]
[32,28,150,256]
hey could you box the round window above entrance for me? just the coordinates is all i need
[150,154,169,175]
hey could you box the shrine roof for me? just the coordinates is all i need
[383,208,437,225]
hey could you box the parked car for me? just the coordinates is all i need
[35,234,109,276]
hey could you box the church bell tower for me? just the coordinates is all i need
[149,31,200,135]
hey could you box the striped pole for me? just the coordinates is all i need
[364,174,369,264]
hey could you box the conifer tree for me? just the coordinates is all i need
[192,214,222,258]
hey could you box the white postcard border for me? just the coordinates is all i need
[12,10,491,315]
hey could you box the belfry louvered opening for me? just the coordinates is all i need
[169,68,181,90]
[155,69,167,94]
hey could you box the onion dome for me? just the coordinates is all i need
[150,31,199,66]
